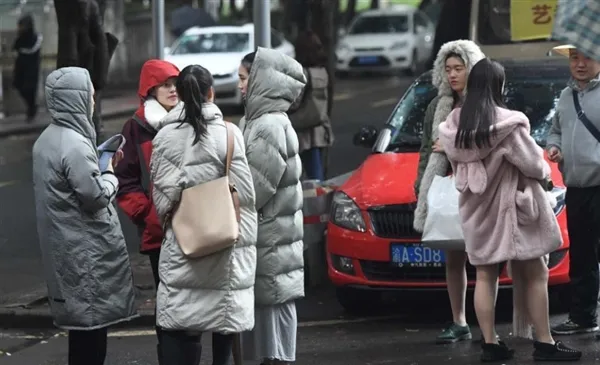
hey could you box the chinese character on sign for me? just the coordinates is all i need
[532,4,553,24]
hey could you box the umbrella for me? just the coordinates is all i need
[170,5,218,38]
[552,0,600,61]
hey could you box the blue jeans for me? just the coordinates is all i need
[300,147,324,181]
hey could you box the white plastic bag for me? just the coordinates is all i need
[421,175,465,250]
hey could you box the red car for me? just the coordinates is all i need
[326,58,571,313]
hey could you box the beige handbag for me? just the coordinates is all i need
[169,122,241,258]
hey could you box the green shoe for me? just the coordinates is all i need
[435,322,472,344]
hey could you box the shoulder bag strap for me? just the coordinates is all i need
[131,114,157,195]
[224,122,234,176]
[572,89,600,143]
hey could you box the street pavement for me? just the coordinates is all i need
[0,74,408,318]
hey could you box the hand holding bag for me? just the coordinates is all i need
[170,122,241,258]
[421,175,465,250]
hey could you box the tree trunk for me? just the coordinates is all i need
[309,0,336,116]
[345,0,357,26]
[54,0,119,143]
[370,0,379,9]
[245,0,254,22]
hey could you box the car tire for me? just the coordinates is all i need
[406,50,419,76]
[335,287,382,315]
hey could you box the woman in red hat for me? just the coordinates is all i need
[114,59,179,363]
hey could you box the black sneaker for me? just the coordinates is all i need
[533,341,582,361]
[435,322,472,344]
[551,319,598,335]
[481,341,515,362]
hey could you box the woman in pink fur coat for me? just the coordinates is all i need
[438,58,581,363]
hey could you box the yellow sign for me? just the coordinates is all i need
[510,0,558,41]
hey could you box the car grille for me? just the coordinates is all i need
[354,47,385,52]
[360,260,504,282]
[368,204,420,238]
[349,56,390,67]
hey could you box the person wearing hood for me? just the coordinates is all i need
[413,40,485,344]
[237,47,306,365]
[114,59,179,358]
[12,13,42,122]
[150,64,257,365]
[32,67,137,365]
[438,58,581,362]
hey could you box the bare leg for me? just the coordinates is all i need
[474,264,500,344]
[512,258,554,344]
[445,250,468,326]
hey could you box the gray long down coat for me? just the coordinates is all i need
[32,67,137,330]
[151,102,257,333]
[238,47,306,306]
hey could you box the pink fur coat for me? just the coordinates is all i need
[438,107,561,266]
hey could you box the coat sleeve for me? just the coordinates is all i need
[115,120,151,225]
[546,111,562,151]
[415,97,437,195]
[150,134,183,225]
[246,122,287,210]
[63,140,118,213]
[505,126,551,180]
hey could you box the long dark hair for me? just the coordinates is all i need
[294,30,327,68]
[241,51,256,73]
[455,58,506,149]
[176,64,214,145]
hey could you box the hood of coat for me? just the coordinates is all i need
[245,47,307,120]
[432,40,485,97]
[438,107,530,193]
[45,67,96,142]
[156,101,223,130]
[134,59,180,123]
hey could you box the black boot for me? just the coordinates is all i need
[533,341,582,361]
[481,341,515,362]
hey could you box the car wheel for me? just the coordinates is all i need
[335,287,382,315]
[406,50,419,76]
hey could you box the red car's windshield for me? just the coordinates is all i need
[386,74,569,151]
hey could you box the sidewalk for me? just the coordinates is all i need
[0,94,140,138]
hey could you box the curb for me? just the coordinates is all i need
[0,305,156,330]
[0,108,136,138]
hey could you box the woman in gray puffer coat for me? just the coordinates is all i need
[237,47,306,365]
[150,64,257,365]
[32,67,137,365]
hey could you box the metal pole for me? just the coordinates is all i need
[253,0,271,48]
[152,0,165,59]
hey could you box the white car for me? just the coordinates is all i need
[165,24,295,108]
[336,5,435,76]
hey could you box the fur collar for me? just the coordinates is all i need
[144,98,171,129]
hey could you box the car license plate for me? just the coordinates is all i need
[358,56,379,65]
[390,243,445,267]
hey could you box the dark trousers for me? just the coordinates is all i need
[567,186,600,326]
[161,330,234,365]
[149,249,163,343]
[300,147,325,181]
[17,86,37,118]
[68,328,108,365]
